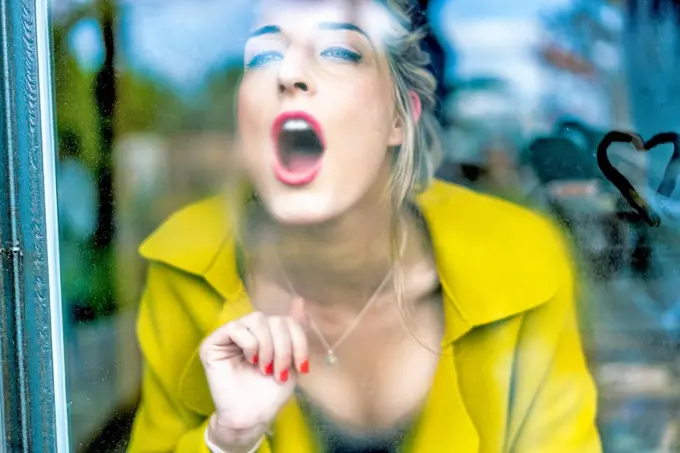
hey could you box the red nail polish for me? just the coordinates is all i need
[299,360,309,374]
[280,369,289,383]
[265,361,274,375]
[252,354,259,365]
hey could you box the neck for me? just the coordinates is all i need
[290,204,393,272]
[247,194,419,309]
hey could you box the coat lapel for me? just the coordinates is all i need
[408,344,480,452]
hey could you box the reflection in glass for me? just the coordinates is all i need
[49,0,680,452]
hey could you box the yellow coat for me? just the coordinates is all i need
[127,180,601,453]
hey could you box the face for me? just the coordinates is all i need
[237,0,407,225]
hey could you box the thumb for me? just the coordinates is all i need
[288,296,309,327]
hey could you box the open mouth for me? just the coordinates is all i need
[272,112,325,185]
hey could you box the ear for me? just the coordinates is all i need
[409,90,422,124]
[388,90,423,146]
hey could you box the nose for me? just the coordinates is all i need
[277,50,315,96]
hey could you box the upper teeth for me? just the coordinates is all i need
[282,119,312,132]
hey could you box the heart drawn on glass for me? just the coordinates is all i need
[597,131,680,227]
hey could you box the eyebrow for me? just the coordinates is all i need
[318,22,370,40]
[249,25,281,38]
[248,22,370,41]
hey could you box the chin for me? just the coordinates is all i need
[263,191,343,226]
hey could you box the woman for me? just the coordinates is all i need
[127,1,601,452]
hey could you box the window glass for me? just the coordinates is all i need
[50,1,680,452]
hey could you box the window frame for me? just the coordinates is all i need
[0,0,69,451]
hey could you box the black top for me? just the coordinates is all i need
[296,389,411,453]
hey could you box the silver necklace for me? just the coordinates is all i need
[275,232,406,366]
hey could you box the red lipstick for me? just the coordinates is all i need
[271,111,326,186]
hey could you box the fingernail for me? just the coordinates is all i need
[265,361,274,375]
[251,354,259,365]
[280,369,289,383]
[299,360,309,374]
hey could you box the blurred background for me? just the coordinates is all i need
[50,0,680,451]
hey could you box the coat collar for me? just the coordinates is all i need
[140,180,561,440]
[140,180,559,335]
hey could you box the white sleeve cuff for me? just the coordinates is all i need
[204,427,263,453]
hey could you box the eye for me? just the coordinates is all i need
[320,46,362,63]
[245,51,284,69]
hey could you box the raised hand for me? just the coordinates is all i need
[200,297,309,452]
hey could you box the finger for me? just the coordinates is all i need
[200,322,257,364]
[288,296,308,328]
[240,312,274,374]
[286,317,309,374]
[226,324,259,362]
[269,316,293,383]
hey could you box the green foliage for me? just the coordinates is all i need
[116,72,185,134]
[54,42,100,167]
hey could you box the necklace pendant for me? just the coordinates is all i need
[325,351,338,366]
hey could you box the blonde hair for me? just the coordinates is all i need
[380,0,443,351]
[383,0,443,208]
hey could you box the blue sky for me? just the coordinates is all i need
[68,0,252,88]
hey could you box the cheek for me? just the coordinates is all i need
[237,77,268,127]
[333,78,395,144]
[235,84,270,176]
[237,80,271,155]
[237,85,255,134]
